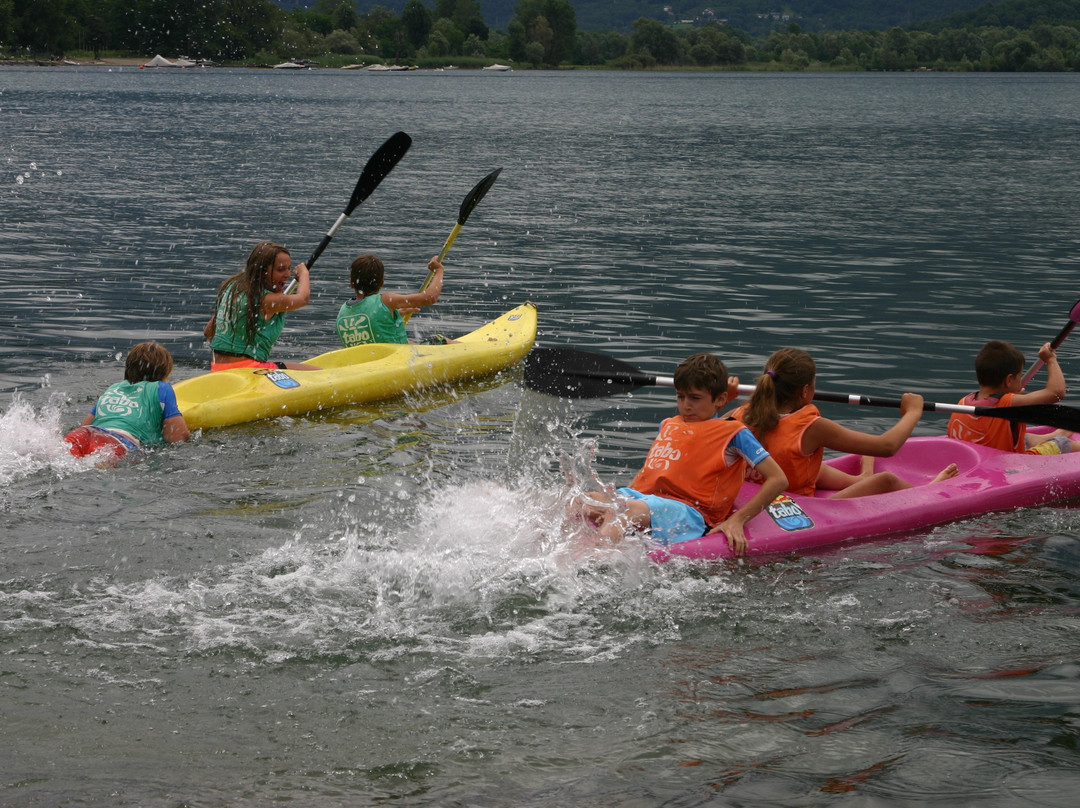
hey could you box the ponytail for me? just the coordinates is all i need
[741,348,816,436]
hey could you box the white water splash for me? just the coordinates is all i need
[0,393,87,485]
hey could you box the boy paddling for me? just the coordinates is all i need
[948,340,1080,454]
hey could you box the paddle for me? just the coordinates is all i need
[522,346,1080,433]
[283,130,412,294]
[1020,298,1080,388]
[402,167,503,324]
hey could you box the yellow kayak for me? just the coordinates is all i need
[174,302,537,430]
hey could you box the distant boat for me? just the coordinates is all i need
[273,60,307,69]
[141,54,180,68]
[483,63,512,71]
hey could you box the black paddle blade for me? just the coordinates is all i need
[523,347,658,398]
[458,167,502,225]
[347,131,412,214]
[968,402,1080,432]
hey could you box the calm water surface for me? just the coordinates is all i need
[3,67,1080,805]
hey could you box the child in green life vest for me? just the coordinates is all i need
[335,254,446,347]
[64,341,190,460]
[204,240,320,372]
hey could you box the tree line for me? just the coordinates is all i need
[3,0,1080,71]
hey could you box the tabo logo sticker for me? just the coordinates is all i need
[766,495,814,532]
[258,369,300,390]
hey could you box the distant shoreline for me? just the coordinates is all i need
[1,57,147,67]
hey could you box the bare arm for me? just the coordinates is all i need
[382,257,445,312]
[162,414,190,443]
[803,393,923,457]
[261,263,311,317]
[1014,343,1066,405]
[708,456,788,556]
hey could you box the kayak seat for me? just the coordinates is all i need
[307,343,403,369]
[824,436,984,484]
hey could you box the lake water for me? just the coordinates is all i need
[3,65,1080,805]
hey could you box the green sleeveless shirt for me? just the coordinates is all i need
[210,282,285,361]
[336,295,407,347]
[90,380,165,445]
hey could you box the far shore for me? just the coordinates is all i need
[2,56,147,67]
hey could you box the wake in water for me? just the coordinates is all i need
[0,392,91,486]
[47,435,680,668]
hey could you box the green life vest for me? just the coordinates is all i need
[210,282,285,361]
[336,295,407,347]
[91,380,164,445]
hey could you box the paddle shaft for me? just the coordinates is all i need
[1021,298,1080,388]
[403,168,502,324]
[619,375,1063,419]
[283,131,411,295]
[522,346,1080,432]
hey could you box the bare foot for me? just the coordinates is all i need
[931,463,959,483]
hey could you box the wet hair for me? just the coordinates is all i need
[349,254,385,297]
[672,353,728,399]
[124,341,173,384]
[741,347,816,435]
[214,241,290,346]
[974,340,1024,387]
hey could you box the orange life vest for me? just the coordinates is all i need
[946,392,1025,453]
[731,404,823,496]
[630,416,748,526]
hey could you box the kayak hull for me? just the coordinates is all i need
[653,434,1080,561]
[174,303,536,430]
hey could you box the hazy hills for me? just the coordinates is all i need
[272,1,996,33]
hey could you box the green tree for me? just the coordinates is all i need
[401,0,431,50]
[524,38,543,66]
[324,28,360,53]
[527,14,552,62]
[629,17,679,65]
[15,0,82,52]
[437,0,486,40]
[506,17,525,61]
[0,0,14,46]
[429,16,462,55]
[512,0,575,65]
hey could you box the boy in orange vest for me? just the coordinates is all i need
[947,339,1079,454]
[579,353,787,556]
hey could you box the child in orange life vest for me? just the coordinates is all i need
[947,339,1080,454]
[580,353,788,556]
[733,348,957,499]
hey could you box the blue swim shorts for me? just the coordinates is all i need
[617,488,706,546]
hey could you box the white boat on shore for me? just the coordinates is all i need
[483,63,512,71]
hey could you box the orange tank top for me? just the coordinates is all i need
[946,392,1025,452]
[732,404,823,496]
[630,416,749,526]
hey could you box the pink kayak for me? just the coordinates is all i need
[651,433,1080,561]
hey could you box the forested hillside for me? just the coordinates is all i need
[286,0,994,33]
[6,0,1080,70]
